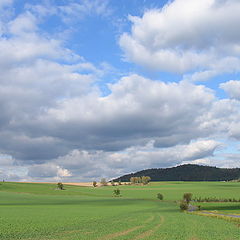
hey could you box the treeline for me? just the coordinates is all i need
[92,176,151,187]
[130,176,151,185]
[113,164,240,182]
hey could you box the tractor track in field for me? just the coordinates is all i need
[98,225,143,240]
[132,215,164,240]
[98,215,156,240]
[55,229,93,236]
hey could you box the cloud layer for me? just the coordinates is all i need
[0,0,240,181]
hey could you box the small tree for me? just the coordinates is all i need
[130,176,151,185]
[113,189,121,197]
[57,182,64,190]
[142,176,151,185]
[157,193,164,200]
[183,193,192,204]
[93,181,97,187]
[130,177,135,184]
[137,177,142,184]
[100,178,108,186]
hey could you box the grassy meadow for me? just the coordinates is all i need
[0,181,240,240]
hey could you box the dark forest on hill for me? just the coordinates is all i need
[113,164,240,182]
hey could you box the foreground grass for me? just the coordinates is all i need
[0,181,239,240]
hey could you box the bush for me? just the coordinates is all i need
[57,182,64,190]
[179,201,188,211]
[183,193,192,204]
[113,189,121,197]
[93,181,97,187]
[157,193,164,200]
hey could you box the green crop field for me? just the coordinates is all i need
[0,181,240,240]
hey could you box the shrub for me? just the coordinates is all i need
[157,193,164,200]
[183,193,192,204]
[179,201,188,211]
[57,182,64,190]
[113,189,121,197]
[93,181,97,187]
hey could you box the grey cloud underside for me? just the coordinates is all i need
[1,72,239,166]
[0,74,218,160]
[28,139,219,181]
[0,25,218,159]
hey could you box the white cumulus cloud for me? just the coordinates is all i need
[120,0,240,77]
[220,80,240,100]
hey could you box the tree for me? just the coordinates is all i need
[57,182,64,190]
[183,193,192,204]
[142,176,151,185]
[130,176,151,185]
[130,177,135,184]
[100,178,108,186]
[93,181,97,187]
[138,177,142,184]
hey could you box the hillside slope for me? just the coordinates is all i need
[113,164,240,182]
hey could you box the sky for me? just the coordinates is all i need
[0,0,240,182]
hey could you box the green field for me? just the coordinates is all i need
[0,181,240,240]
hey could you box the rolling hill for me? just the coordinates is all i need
[113,164,240,182]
